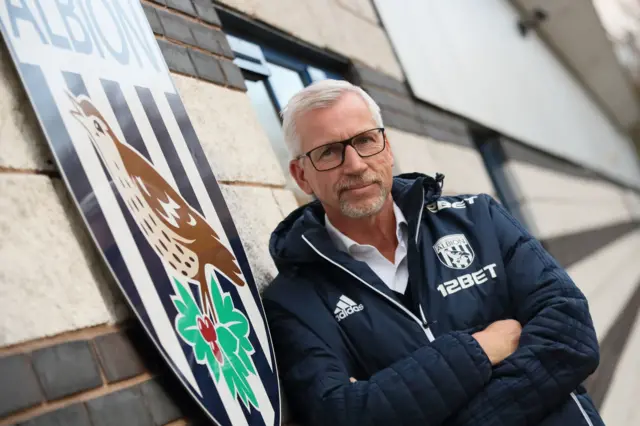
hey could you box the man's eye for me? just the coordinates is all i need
[319,148,333,158]
[319,146,341,158]
[355,136,374,144]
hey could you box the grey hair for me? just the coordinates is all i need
[281,79,383,159]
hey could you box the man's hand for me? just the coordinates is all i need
[472,320,522,365]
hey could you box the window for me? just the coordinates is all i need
[472,130,533,232]
[225,33,345,203]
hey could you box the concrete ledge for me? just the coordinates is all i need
[173,74,286,186]
[0,42,55,172]
[219,184,291,290]
[0,174,126,346]
[272,187,300,219]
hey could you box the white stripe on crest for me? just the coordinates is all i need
[119,84,275,424]
[151,90,275,424]
[151,90,275,371]
[119,85,179,190]
[46,72,202,396]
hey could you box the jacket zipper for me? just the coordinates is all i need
[570,392,594,426]
[419,305,435,341]
[302,235,435,342]
[415,188,435,341]
[415,188,425,245]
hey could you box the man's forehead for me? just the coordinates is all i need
[297,92,376,150]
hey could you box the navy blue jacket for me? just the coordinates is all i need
[263,174,604,426]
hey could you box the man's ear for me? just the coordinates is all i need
[289,159,314,195]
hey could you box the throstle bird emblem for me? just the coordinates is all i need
[448,249,473,265]
[68,92,245,363]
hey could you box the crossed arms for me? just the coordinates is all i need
[265,197,599,426]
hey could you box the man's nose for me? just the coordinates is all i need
[342,145,368,173]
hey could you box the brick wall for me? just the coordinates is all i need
[0,1,296,424]
[0,0,496,424]
[0,322,225,425]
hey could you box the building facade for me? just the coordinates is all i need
[0,0,639,425]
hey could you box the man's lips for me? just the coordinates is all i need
[347,183,372,190]
[340,182,378,194]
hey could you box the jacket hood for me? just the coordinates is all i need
[269,173,444,270]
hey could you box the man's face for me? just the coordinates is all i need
[289,92,394,218]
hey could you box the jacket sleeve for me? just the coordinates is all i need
[448,195,600,425]
[265,299,492,426]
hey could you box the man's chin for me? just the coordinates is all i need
[339,194,386,218]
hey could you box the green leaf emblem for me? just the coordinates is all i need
[171,266,259,409]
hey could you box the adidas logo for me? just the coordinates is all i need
[334,295,364,322]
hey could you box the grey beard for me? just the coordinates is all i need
[339,184,388,218]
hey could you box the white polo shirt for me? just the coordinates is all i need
[325,203,410,294]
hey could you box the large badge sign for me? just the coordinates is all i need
[0,2,280,425]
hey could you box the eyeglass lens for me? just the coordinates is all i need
[309,129,384,171]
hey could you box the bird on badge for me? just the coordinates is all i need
[67,92,244,359]
[448,249,473,266]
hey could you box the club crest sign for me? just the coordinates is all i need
[433,234,475,270]
[0,2,280,425]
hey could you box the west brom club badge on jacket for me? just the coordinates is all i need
[0,2,280,425]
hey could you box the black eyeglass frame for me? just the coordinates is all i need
[294,127,386,171]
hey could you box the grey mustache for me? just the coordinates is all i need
[336,175,381,193]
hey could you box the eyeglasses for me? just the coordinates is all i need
[295,128,386,171]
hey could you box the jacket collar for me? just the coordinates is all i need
[269,173,444,273]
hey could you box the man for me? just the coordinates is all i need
[262,79,603,425]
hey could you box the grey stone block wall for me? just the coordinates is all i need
[93,331,147,383]
[86,386,156,426]
[0,323,295,424]
[0,355,45,418]
[349,62,474,147]
[31,341,103,400]
[18,404,92,426]
[144,0,246,91]
[0,325,199,425]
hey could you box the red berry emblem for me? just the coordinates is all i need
[197,315,217,343]
[197,315,224,364]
